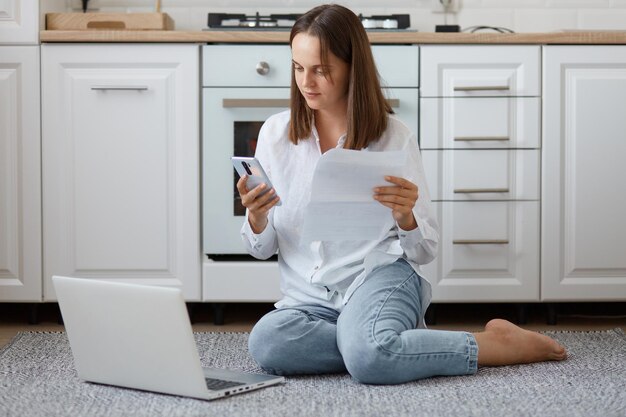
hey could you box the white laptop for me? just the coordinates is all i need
[52,275,284,401]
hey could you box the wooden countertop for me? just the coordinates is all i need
[40,30,626,44]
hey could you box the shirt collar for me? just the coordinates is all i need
[310,117,347,150]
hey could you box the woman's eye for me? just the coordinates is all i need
[294,66,303,72]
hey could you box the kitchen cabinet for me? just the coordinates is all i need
[41,44,201,301]
[542,46,626,301]
[0,46,42,301]
[0,0,38,45]
[420,45,542,302]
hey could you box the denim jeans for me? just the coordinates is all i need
[248,259,478,384]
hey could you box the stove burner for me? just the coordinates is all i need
[208,13,301,30]
[207,12,410,31]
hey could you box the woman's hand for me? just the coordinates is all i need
[374,176,419,231]
[236,175,280,234]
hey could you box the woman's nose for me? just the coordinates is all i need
[302,70,315,87]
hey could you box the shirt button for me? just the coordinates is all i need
[314,266,319,270]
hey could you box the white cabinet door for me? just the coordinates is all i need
[422,201,540,302]
[420,46,541,302]
[420,45,540,97]
[0,0,38,45]
[0,46,41,301]
[542,46,626,301]
[423,149,540,201]
[42,44,200,301]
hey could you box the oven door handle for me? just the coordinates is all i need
[222,99,290,108]
[222,98,401,108]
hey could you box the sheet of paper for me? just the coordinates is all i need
[301,148,407,243]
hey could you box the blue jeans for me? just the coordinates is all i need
[248,259,478,384]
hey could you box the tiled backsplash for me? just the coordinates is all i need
[65,0,626,32]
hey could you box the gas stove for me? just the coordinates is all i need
[207,12,411,31]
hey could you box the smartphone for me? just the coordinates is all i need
[231,156,281,206]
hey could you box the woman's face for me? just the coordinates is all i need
[291,33,350,115]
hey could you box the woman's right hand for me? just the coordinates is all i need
[236,175,281,234]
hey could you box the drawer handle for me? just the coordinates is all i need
[453,239,509,245]
[454,188,510,194]
[91,85,149,91]
[223,99,290,108]
[256,61,270,76]
[454,86,510,92]
[454,136,510,142]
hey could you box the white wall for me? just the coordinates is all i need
[64,0,626,32]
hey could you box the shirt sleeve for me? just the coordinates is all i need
[239,119,279,260]
[398,133,439,265]
[240,212,279,260]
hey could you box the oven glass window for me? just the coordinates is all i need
[233,121,264,216]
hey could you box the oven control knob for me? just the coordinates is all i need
[256,61,270,75]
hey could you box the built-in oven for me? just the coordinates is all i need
[202,44,419,256]
[201,42,418,310]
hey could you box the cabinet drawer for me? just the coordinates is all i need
[422,149,539,201]
[420,45,540,97]
[420,97,540,149]
[202,45,418,87]
[421,201,540,302]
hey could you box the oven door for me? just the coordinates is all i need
[203,87,290,254]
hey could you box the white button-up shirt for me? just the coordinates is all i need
[241,111,438,319]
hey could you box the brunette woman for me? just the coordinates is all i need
[237,4,566,384]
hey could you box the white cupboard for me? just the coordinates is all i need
[0,0,38,45]
[542,46,626,301]
[41,44,201,301]
[0,46,41,301]
[420,46,542,302]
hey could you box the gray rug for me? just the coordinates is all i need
[0,329,624,417]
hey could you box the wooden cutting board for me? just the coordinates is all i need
[45,13,174,30]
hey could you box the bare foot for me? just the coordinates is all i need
[473,319,568,367]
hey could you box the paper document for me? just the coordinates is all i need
[301,148,408,242]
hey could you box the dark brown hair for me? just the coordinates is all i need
[288,4,392,150]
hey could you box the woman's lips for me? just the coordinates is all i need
[303,91,320,99]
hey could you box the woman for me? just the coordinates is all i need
[237,4,567,384]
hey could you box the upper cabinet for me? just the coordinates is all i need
[0,0,39,45]
[41,44,201,301]
[542,46,626,301]
[0,46,41,301]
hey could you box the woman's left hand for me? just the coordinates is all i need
[374,176,419,231]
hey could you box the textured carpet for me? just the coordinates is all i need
[0,329,624,417]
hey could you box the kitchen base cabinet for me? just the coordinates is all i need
[202,260,281,303]
[0,0,39,45]
[41,44,201,301]
[542,46,626,301]
[0,46,41,301]
[420,46,541,303]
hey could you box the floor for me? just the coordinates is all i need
[1,302,625,349]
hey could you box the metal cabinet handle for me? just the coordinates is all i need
[256,61,270,75]
[454,136,510,142]
[453,239,509,244]
[454,188,510,194]
[454,86,510,92]
[91,86,149,91]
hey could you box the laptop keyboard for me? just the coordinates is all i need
[204,377,246,391]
